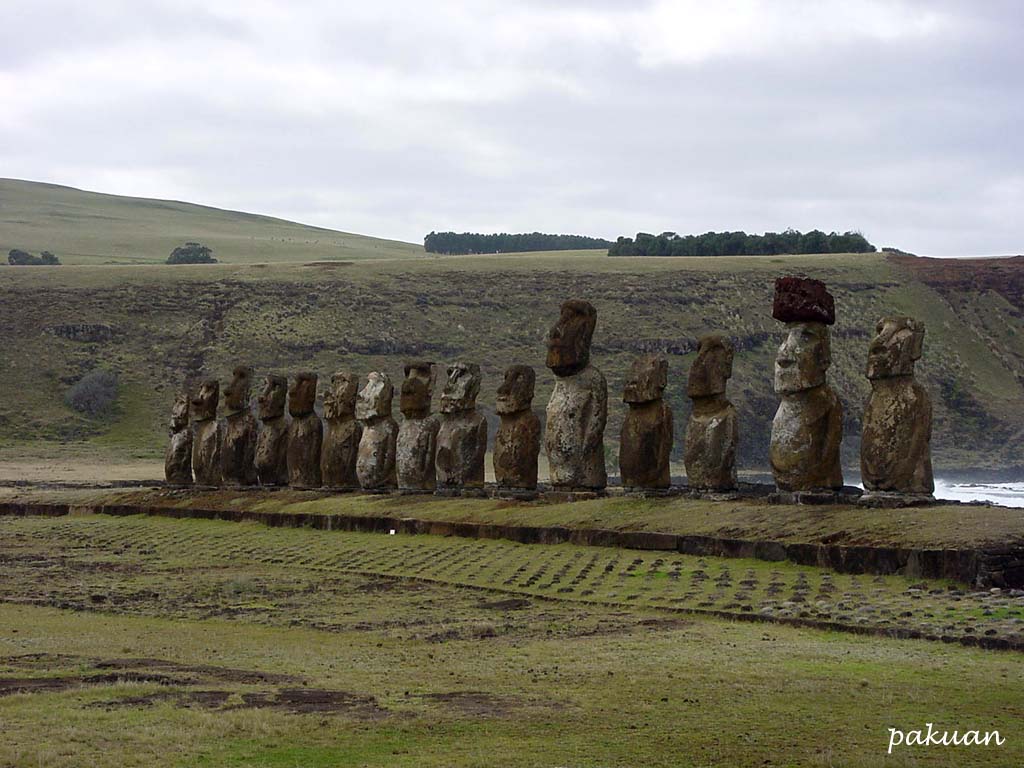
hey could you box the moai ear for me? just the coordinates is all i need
[909,320,925,361]
[656,358,668,389]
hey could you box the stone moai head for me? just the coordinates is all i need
[356,371,393,421]
[867,316,925,380]
[288,372,318,417]
[546,299,597,377]
[223,365,254,414]
[191,378,219,422]
[623,355,668,404]
[687,335,734,398]
[400,361,435,417]
[496,365,535,415]
[170,392,190,432]
[257,374,288,421]
[772,277,835,395]
[324,372,359,420]
[440,362,482,414]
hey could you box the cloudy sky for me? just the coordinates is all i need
[2,0,1021,255]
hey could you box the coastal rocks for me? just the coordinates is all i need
[286,372,322,489]
[356,372,398,491]
[769,278,843,493]
[684,335,738,492]
[254,374,290,486]
[493,365,541,493]
[190,378,222,486]
[619,355,673,491]
[396,361,439,493]
[544,299,608,491]
[435,362,487,494]
[321,372,361,489]
[220,366,258,486]
[861,316,934,500]
[164,392,193,485]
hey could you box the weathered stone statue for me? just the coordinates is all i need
[190,378,221,486]
[493,365,541,492]
[220,366,258,486]
[356,371,398,490]
[861,316,934,499]
[321,372,362,489]
[254,374,289,486]
[436,362,488,493]
[544,299,608,491]
[286,372,322,489]
[619,355,673,490]
[769,277,843,493]
[684,335,738,492]
[397,362,439,492]
[164,392,193,485]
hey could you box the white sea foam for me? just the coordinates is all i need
[933,479,1024,508]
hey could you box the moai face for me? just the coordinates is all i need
[223,366,253,414]
[288,372,318,417]
[867,316,925,380]
[191,378,219,422]
[356,371,393,421]
[623,355,668,404]
[324,372,358,420]
[440,362,481,414]
[496,365,535,415]
[170,392,190,432]
[257,375,288,420]
[687,335,734,398]
[546,299,597,377]
[775,323,831,394]
[400,362,435,417]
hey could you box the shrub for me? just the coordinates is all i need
[65,369,119,417]
[8,248,60,265]
[167,242,217,264]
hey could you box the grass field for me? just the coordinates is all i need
[2,513,1022,767]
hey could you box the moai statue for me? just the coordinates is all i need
[321,372,362,489]
[684,335,739,492]
[164,392,193,486]
[619,355,673,491]
[493,365,541,493]
[355,371,398,490]
[396,361,440,492]
[861,317,934,499]
[769,277,844,494]
[254,374,289,486]
[190,378,221,486]
[436,362,488,494]
[544,299,608,491]
[286,372,322,489]
[220,366,258,486]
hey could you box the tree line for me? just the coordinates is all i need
[424,231,612,254]
[608,229,876,257]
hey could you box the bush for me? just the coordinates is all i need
[167,242,217,264]
[65,369,119,417]
[8,248,60,265]
[39,250,60,265]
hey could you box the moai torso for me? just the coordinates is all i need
[356,372,398,490]
[684,336,738,491]
[286,373,322,489]
[544,299,607,490]
[619,356,673,489]
[436,363,487,489]
[191,379,221,486]
[861,317,934,495]
[164,393,193,485]
[221,366,258,486]
[321,372,361,489]
[493,365,541,490]
[255,375,289,487]
[397,362,440,491]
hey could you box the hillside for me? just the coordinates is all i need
[0,179,424,264]
[2,250,1023,475]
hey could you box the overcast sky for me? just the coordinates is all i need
[2,0,1022,255]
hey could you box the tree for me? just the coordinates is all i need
[39,251,60,265]
[167,242,217,264]
[8,248,60,265]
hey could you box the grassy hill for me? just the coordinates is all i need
[0,178,424,264]
[2,245,1023,474]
